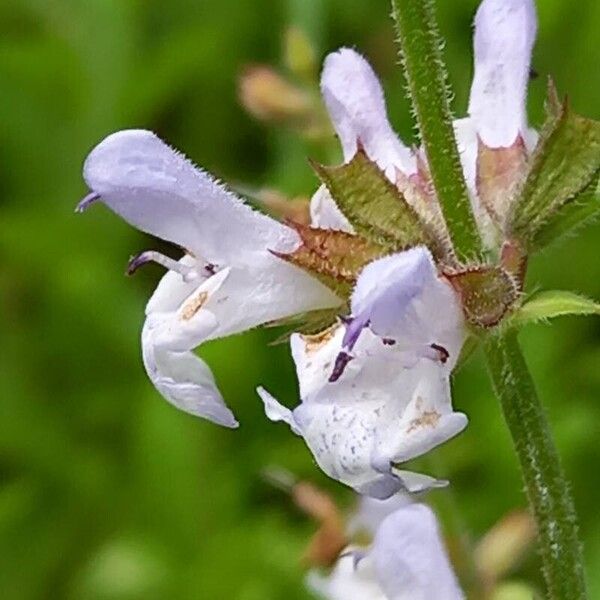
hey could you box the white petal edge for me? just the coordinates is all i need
[142,320,238,427]
[307,553,387,600]
[257,386,302,435]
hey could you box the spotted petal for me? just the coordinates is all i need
[259,249,465,496]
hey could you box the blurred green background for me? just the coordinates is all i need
[1,0,600,598]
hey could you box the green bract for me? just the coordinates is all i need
[508,89,600,251]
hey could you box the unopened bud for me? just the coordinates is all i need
[239,66,312,124]
[475,510,536,583]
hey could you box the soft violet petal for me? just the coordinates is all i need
[468,0,537,147]
[321,48,416,176]
[371,504,464,600]
[350,247,464,366]
[83,129,301,263]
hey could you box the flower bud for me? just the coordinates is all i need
[238,66,312,125]
[475,510,536,583]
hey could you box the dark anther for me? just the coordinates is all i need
[430,343,449,364]
[382,338,396,346]
[329,352,354,383]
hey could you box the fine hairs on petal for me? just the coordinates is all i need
[83,129,301,263]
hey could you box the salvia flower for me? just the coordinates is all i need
[81,130,340,427]
[258,247,466,498]
[308,500,463,600]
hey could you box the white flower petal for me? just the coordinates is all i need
[347,495,413,539]
[310,184,353,232]
[262,285,466,498]
[371,504,464,600]
[142,320,238,427]
[373,362,468,466]
[256,386,301,435]
[143,251,339,424]
[145,254,208,314]
[468,0,537,148]
[83,129,300,263]
[142,267,237,426]
[321,48,416,176]
[307,553,387,600]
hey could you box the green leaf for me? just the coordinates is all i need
[312,150,444,256]
[508,97,600,249]
[508,290,600,329]
[391,0,481,262]
[528,171,600,251]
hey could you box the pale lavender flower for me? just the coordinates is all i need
[259,247,466,498]
[308,501,463,600]
[81,130,340,427]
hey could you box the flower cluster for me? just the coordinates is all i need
[79,0,600,596]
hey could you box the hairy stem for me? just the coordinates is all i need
[391,0,481,262]
[485,331,587,599]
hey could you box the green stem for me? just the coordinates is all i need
[484,330,587,599]
[391,0,481,262]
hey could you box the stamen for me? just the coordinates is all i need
[75,192,100,213]
[429,343,449,364]
[329,351,354,383]
[126,251,200,282]
[339,548,367,570]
